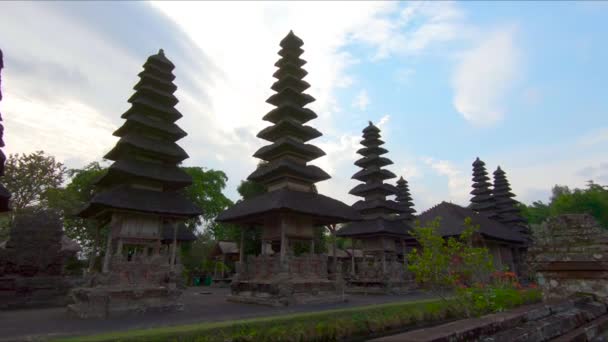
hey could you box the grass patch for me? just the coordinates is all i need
[53,290,541,342]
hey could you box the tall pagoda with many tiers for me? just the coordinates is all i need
[336,122,414,294]
[70,50,201,318]
[216,31,360,306]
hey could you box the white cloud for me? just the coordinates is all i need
[423,157,470,205]
[352,89,370,111]
[452,25,521,126]
[577,127,608,147]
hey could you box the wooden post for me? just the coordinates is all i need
[401,239,407,269]
[331,225,337,274]
[260,238,265,256]
[280,216,287,271]
[102,225,113,273]
[214,257,218,278]
[88,223,101,272]
[381,251,386,275]
[310,238,315,255]
[115,238,123,257]
[351,238,356,276]
[240,229,245,263]
[222,253,226,278]
[170,220,177,270]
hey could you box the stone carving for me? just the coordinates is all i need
[528,214,608,303]
[0,208,72,308]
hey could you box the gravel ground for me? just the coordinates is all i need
[0,287,434,341]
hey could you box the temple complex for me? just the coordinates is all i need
[0,49,9,212]
[216,31,361,306]
[69,50,201,318]
[336,123,414,294]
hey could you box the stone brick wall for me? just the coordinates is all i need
[528,214,608,303]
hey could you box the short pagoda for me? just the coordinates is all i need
[336,122,413,294]
[216,31,360,306]
[470,157,498,219]
[70,50,201,318]
[396,176,416,223]
[0,49,10,212]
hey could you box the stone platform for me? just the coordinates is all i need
[0,275,72,309]
[67,286,183,319]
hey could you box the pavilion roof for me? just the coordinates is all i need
[416,201,527,244]
[336,217,413,238]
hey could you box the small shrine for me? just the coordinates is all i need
[209,241,240,286]
[0,209,74,309]
[216,31,361,306]
[69,50,201,318]
[336,123,414,294]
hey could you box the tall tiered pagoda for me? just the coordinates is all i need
[336,122,413,294]
[70,50,201,318]
[492,167,529,235]
[470,157,498,219]
[0,49,9,212]
[216,31,360,306]
[396,176,416,223]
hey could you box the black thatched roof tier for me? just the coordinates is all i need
[352,199,406,214]
[361,137,385,148]
[280,30,304,48]
[356,145,388,156]
[337,217,412,238]
[161,222,196,242]
[417,202,527,244]
[104,134,189,163]
[262,104,317,124]
[396,176,416,221]
[266,87,315,107]
[96,159,192,189]
[79,50,200,220]
[79,185,201,218]
[127,97,182,121]
[257,119,321,142]
[273,66,307,80]
[216,188,361,225]
[354,154,393,168]
[271,75,311,93]
[349,183,397,197]
[352,167,396,182]
[253,137,325,162]
[248,159,330,184]
[114,112,187,140]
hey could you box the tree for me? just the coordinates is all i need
[181,167,233,231]
[2,151,67,211]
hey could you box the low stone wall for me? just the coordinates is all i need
[372,295,608,342]
[528,214,608,303]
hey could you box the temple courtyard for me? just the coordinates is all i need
[0,287,434,341]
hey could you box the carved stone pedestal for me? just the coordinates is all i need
[67,286,183,319]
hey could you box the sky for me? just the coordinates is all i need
[1,1,607,213]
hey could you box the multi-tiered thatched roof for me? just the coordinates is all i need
[79,50,200,219]
[337,122,410,238]
[493,166,530,240]
[216,31,359,225]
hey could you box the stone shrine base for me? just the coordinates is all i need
[67,286,183,319]
[0,275,72,309]
[227,279,347,307]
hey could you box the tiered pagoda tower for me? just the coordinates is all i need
[336,122,413,294]
[216,31,360,306]
[470,157,498,219]
[493,167,530,239]
[71,50,201,318]
[396,176,416,223]
[0,49,9,212]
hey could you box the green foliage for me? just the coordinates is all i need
[236,180,266,201]
[1,151,67,211]
[182,167,233,230]
[407,217,494,297]
[519,181,608,228]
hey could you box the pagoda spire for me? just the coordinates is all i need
[349,122,405,219]
[248,30,329,192]
[0,49,9,212]
[470,157,498,218]
[396,176,416,222]
[79,50,200,218]
[493,166,530,237]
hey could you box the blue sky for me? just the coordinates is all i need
[1,1,607,212]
